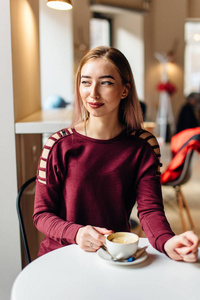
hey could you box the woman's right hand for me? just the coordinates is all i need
[75,225,113,252]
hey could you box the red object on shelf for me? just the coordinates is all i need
[157,81,177,96]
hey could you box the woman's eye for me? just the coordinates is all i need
[101,81,114,86]
[81,81,90,85]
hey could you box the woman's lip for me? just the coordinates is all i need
[88,102,104,109]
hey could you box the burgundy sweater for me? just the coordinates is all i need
[33,128,174,257]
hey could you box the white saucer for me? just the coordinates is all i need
[97,247,148,266]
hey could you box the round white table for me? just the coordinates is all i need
[11,238,200,300]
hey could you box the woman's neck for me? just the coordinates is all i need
[85,117,125,140]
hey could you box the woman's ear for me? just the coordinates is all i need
[121,83,131,99]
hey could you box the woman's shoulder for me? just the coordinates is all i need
[129,129,162,175]
[46,127,74,144]
[37,127,74,184]
[129,129,160,157]
[41,128,74,157]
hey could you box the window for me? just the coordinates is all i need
[184,21,200,95]
[90,13,112,49]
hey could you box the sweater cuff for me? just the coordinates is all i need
[155,233,175,254]
[62,223,83,245]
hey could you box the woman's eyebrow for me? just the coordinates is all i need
[99,75,115,80]
[81,75,115,80]
[81,75,91,78]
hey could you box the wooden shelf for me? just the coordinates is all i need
[15,107,73,134]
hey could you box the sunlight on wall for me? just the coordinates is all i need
[11,0,41,121]
[24,2,36,49]
[113,11,144,100]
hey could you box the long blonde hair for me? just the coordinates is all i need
[72,46,143,131]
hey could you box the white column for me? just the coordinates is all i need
[0,1,21,299]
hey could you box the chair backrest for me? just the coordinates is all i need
[161,129,200,185]
[163,149,194,186]
[16,176,36,265]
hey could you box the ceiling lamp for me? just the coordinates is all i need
[47,0,72,11]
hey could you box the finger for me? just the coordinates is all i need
[181,231,199,247]
[182,251,198,263]
[93,227,113,235]
[87,235,104,248]
[85,241,100,252]
[76,226,113,252]
[76,226,102,250]
[175,246,195,256]
[90,227,112,244]
[174,236,197,256]
[93,227,113,244]
[175,244,199,261]
[178,235,193,248]
[87,227,114,251]
[83,226,109,248]
[168,250,183,261]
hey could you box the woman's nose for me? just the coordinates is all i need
[90,83,100,99]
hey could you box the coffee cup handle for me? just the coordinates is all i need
[103,234,108,246]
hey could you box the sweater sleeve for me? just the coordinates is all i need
[135,133,175,253]
[33,133,83,246]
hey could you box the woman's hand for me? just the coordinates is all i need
[164,231,199,262]
[76,225,113,252]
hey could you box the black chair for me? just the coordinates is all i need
[16,176,36,264]
[162,149,195,231]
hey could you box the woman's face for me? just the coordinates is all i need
[79,58,128,120]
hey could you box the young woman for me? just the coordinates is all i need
[33,46,199,262]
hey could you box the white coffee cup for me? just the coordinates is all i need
[106,232,139,260]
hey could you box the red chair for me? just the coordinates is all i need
[161,128,200,231]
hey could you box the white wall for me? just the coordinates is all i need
[113,11,144,100]
[144,0,187,122]
[0,1,21,299]
[39,0,74,107]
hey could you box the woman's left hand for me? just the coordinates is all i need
[164,231,199,262]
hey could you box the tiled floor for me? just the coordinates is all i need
[131,143,200,239]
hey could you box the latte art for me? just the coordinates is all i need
[111,236,136,244]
